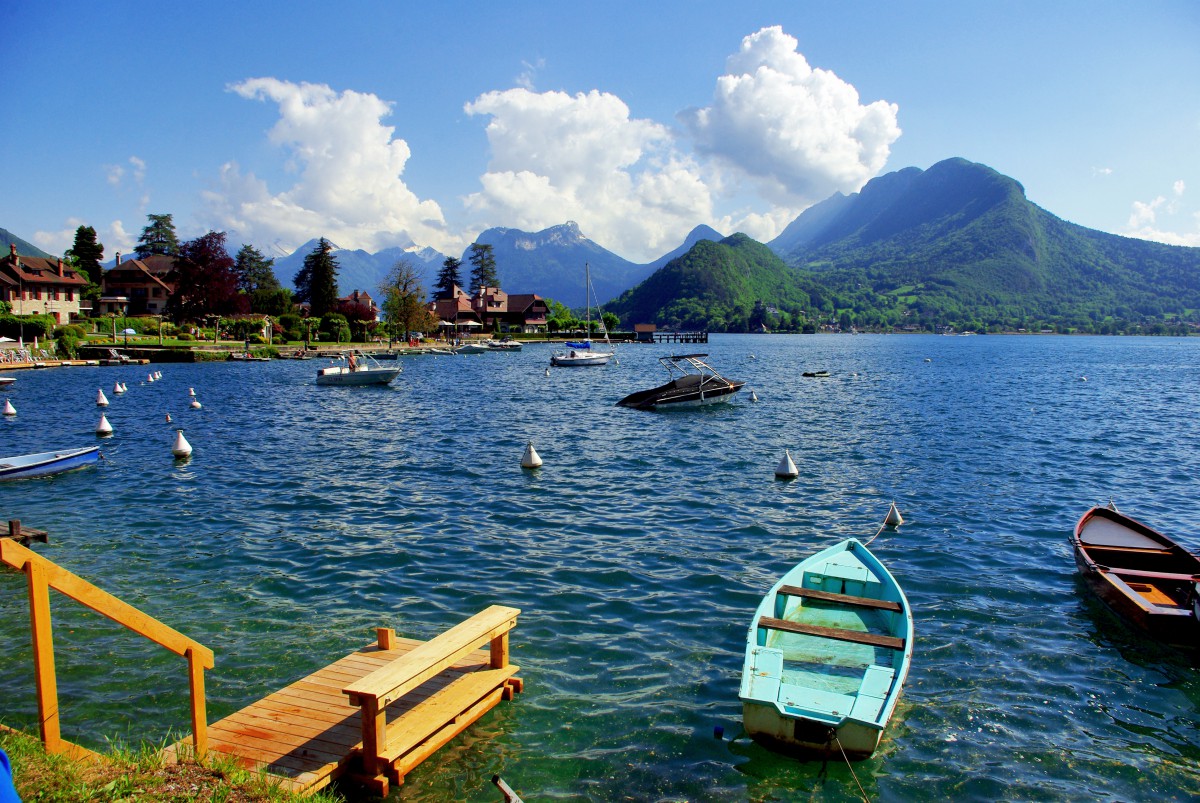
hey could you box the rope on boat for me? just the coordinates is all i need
[833,734,870,803]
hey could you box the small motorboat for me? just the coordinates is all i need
[453,342,488,355]
[315,351,401,386]
[1072,506,1200,645]
[0,377,15,388]
[485,338,523,351]
[0,446,102,481]
[228,351,270,361]
[616,354,743,410]
[802,370,831,378]
[740,538,913,759]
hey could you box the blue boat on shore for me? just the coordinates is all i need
[740,538,913,759]
[0,446,101,481]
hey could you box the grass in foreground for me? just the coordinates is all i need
[0,728,346,803]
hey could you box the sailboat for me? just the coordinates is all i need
[551,263,615,367]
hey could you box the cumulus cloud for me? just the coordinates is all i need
[31,218,85,256]
[205,78,452,254]
[1125,184,1200,247]
[464,88,715,262]
[1092,166,1113,177]
[680,26,901,207]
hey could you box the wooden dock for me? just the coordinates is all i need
[653,330,708,344]
[165,608,522,796]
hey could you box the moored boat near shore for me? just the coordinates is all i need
[1071,506,1200,645]
[315,351,401,386]
[617,354,743,410]
[0,446,101,481]
[740,537,913,759]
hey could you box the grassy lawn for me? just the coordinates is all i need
[0,727,346,802]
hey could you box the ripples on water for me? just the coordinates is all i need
[2,335,1198,801]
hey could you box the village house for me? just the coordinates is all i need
[0,243,89,324]
[99,253,177,316]
[425,285,548,336]
[339,289,378,316]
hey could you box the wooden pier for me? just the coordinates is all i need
[167,606,522,796]
[653,330,708,344]
[2,526,522,798]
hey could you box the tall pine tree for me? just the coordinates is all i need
[67,225,104,286]
[434,256,462,299]
[135,213,180,258]
[296,238,339,316]
[234,244,281,293]
[467,243,498,292]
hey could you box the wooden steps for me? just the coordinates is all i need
[165,607,522,796]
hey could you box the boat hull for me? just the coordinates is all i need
[0,446,101,481]
[551,350,613,367]
[1072,507,1200,646]
[315,367,400,386]
[617,379,743,409]
[739,538,913,760]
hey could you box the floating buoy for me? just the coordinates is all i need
[544,368,550,377]
[884,500,904,527]
[119,382,128,393]
[924,358,932,363]
[3,399,15,416]
[521,440,543,469]
[172,429,192,458]
[749,354,756,360]
[1080,376,1087,382]
[96,388,109,407]
[188,387,196,397]
[147,373,155,383]
[113,381,124,395]
[155,371,162,380]
[165,413,172,423]
[96,414,113,436]
[190,399,202,409]
[775,449,798,479]
[750,390,758,402]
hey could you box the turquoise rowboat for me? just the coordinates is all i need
[740,538,913,759]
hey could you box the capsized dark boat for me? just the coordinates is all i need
[616,354,743,410]
[1072,506,1200,645]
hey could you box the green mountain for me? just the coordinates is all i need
[607,158,1200,334]
[0,228,54,259]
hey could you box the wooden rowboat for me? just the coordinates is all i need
[1072,506,1200,645]
[0,446,101,481]
[739,538,913,759]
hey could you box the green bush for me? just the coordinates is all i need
[177,332,195,341]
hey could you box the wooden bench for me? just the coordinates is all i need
[758,616,906,650]
[778,584,903,612]
[342,605,521,794]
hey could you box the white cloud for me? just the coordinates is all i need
[31,218,85,256]
[1125,190,1200,247]
[108,220,135,256]
[205,78,452,255]
[464,88,714,262]
[680,26,901,207]
[1092,166,1113,177]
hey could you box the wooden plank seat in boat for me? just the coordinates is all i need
[1098,566,1200,581]
[778,584,903,612]
[758,616,905,650]
[341,605,521,795]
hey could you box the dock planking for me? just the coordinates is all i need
[165,623,521,795]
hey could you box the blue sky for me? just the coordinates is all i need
[3,1,1198,264]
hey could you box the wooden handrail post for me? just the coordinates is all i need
[186,647,208,759]
[490,631,510,669]
[25,559,61,752]
[360,697,387,777]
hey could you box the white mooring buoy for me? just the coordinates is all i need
[96,388,109,407]
[544,367,550,377]
[165,413,172,423]
[750,390,759,402]
[96,414,113,436]
[113,381,124,395]
[190,398,202,409]
[188,387,196,397]
[884,500,904,527]
[119,382,128,393]
[147,373,155,383]
[775,449,798,479]
[172,429,193,458]
[3,399,15,416]
[521,440,543,469]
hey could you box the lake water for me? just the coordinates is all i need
[1,334,1198,801]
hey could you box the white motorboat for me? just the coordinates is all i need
[315,351,401,386]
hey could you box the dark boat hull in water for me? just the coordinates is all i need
[617,353,743,410]
[1072,506,1200,646]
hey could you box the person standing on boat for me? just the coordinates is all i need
[348,352,358,371]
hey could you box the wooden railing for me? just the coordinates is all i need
[0,537,213,759]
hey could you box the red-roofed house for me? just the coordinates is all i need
[99,253,178,316]
[0,243,90,324]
